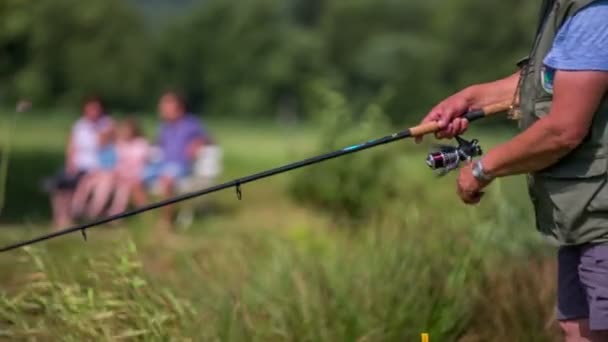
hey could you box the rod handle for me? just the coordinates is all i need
[410,100,513,137]
[464,100,512,123]
[409,121,441,137]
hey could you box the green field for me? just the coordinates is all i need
[0,112,559,341]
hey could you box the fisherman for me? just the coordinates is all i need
[418,1,608,340]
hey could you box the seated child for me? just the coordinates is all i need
[106,118,150,216]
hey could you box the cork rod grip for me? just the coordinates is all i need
[409,121,441,137]
[409,100,512,137]
[481,100,512,117]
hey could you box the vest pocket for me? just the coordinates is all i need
[531,174,607,244]
[530,157,608,244]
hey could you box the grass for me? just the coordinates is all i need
[0,111,560,341]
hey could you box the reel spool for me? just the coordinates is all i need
[425,136,483,175]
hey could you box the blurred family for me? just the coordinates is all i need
[45,91,212,231]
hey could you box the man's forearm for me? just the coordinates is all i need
[463,72,520,109]
[480,70,608,177]
[482,118,578,177]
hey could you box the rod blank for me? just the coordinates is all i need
[0,101,512,253]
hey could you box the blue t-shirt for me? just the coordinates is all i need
[544,1,608,72]
[157,114,208,168]
[98,145,117,170]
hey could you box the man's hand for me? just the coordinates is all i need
[416,73,520,143]
[457,163,492,205]
[416,92,472,142]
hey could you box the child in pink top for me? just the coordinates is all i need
[107,118,149,216]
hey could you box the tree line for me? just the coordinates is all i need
[0,0,539,121]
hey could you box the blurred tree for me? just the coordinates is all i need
[432,0,538,89]
[0,0,540,118]
[156,0,324,117]
[288,0,324,27]
[130,0,200,30]
[0,0,151,109]
[317,0,444,121]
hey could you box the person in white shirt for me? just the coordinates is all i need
[45,96,113,229]
[71,117,150,219]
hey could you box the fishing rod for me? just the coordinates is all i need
[0,100,512,253]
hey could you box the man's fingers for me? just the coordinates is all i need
[455,118,470,135]
[442,117,470,139]
[417,104,469,142]
[452,119,464,136]
[468,191,484,204]
[416,110,444,143]
[463,191,484,205]
[457,182,484,205]
[461,119,469,133]
[438,122,455,139]
[435,130,448,139]
[446,118,464,137]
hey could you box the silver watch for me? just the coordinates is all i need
[472,160,494,182]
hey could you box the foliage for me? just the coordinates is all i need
[0,242,196,340]
[0,205,557,341]
[0,0,151,108]
[155,0,323,117]
[431,0,539,93]
[0,115,559,341]
[289,84,401,219]
[1,0,538,117]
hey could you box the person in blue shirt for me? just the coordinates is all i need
[141,91,211,231]
[418,1,608,340]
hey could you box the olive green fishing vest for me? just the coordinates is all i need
[519,0,608,245]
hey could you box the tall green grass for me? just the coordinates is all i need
[0,109,21,216]
[0,202,558,341]
[0,110,560,341]
[0,243,195,340]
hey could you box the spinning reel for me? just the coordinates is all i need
[425,136,483,175]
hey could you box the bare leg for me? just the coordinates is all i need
[561,320,591,342]
[51,190,73,229]
[131,181,148,207]
[107,180,131,216]
[559,319,608,342]
[158,176,175,232]
[71,176,94,217]
[86,172,115,219]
